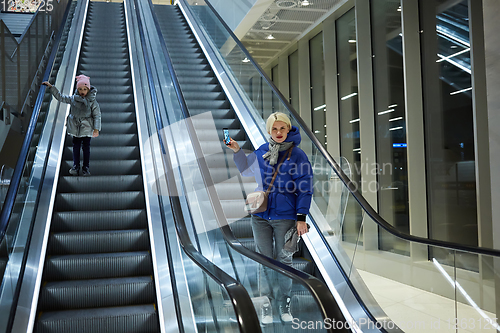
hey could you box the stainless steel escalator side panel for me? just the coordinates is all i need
[175,2,388,332]
[123,0,177,331]
[10,1,90,332]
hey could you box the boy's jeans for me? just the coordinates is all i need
[251,215,295,301]
[72,136,91,169]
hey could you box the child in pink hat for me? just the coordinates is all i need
[42,75,101,176]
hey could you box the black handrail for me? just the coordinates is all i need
[193,0,500,258]
[149,2,350,332]
[132,0,261,331]
[0,1,71,244]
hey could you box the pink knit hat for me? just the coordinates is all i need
[76,75,90,89]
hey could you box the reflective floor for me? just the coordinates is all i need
[358,270,498,333]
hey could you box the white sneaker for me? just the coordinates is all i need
[261,303,273,324]
[280,297,293,322]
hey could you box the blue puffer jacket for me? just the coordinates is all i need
[233,126,313,221]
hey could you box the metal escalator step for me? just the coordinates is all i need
[239,238,256,252]
[79,70,130,78]
[94,85,132,95]
[172,67,212,76]
[191,118,239,130]
[186,99,230,109]
[58,175,143,193]
[208,167,250,183]
[35,304,159,333]
[100,122,137,134]
[101,111,135,122]
[216,183,255,200]
[81,57,128,66]
[182,91,226,101]
[80,63,129,72]
[61,160,141,176]
[44,251,153,280]
[177,76,216,85]
[219,200,247,219]
[55,191,145,211]
[96,101,135,112]
[196,128,245,141]
[63,146,140,161]
[82,40,129,48]
[52,209,147,232]
[97,94,134,104]
[291,257,314,275]
[172,64,211,72]
[81,50,127,60]
[227,218,253,239]
[188,108,234,118]
[39,276,155,311]
[66,134,138,146]
[49,229,149,254]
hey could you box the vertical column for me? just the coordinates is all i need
[278,54,289,104]
[298,38,311,128]
[482,0,500,319]
[355,0,378,250]
[401,0,428,260]
[323,18,340,159]
[470,0,493,250]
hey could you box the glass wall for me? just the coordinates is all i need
[310,32,326,147]
[370,0,410,255]
[288,50,299,111]
[336,8,363,244]
[419,0,477,260]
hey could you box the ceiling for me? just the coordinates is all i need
[238,0,344,67]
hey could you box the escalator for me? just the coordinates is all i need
[154,4,328,329]
[33,2,160,332]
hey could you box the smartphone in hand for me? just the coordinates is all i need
[223,128,230,145]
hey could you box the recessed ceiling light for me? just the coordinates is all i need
[266,34,275,40]
[242,57,250,63]
[301,0,310,6]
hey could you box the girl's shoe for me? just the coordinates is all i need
[69,166,79,176]
[82,166,91,176]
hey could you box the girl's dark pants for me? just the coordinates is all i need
[72,136,91,169]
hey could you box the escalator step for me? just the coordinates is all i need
[44,251,153,280]
[52,209,147,232]
[49,229,149,254]
[39,276,155,311]
[61,160,141,176]
[58,175,143,193]
[63,146,140,161]
[35,304,159,333]
[65,134,138,146]
[55,191,145,211]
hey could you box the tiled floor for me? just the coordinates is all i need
[357,270,499,333]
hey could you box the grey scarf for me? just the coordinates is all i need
[263,138,293,165]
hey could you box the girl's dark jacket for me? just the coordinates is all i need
[233,126,313,221]
[48,86,101,137]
